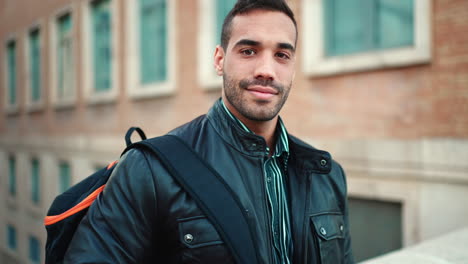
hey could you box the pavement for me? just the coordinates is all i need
[361,227,468,264]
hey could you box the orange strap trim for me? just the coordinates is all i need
[44,185,106,226]
[107,160,118,170]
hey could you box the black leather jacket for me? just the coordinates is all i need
[65,100,354,263]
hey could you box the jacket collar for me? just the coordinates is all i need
[206,98,332,173]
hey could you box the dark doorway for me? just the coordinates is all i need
[348,198,402,262]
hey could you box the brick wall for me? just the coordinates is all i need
[284,0,468,139]
[0,0,467,139]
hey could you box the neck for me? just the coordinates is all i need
[222,98,278,151]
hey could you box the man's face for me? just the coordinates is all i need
[215,10,297,122]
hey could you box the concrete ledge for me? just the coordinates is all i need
[361,227,468,264]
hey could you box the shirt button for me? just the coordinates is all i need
[320,227,327,236]
[340,225,344,232]
[320,159,327,166]
[184,234,194,243]
[266,177,272,182]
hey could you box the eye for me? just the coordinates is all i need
[275,52,290,60]
[241,49,256,56]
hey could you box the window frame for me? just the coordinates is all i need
[82,0,120,105]
[302,0,431,76]
[125,0,176,99]
[49,5,77,109]
[24,22,44,112]
[197,0,224,90]
[4,36,19,114]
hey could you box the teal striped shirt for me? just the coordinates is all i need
[221,100,293,264]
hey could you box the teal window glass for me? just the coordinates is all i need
[378,0,414,49]
[31,159,40,204]
[324,0,414,57]
[29,28,41,102]
[7,225,17,250]
[6,41,16,105]
[215,0,236,46]
[91,0,112,92]
[59,161,71,193]
[9,156,16,196]
[57,13,73,100]
[29,236,41,264]
[139,0,167,84]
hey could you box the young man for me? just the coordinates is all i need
[64,0,353,263]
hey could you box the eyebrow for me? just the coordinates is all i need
[233,39,296,52]
[278,42,295,52]
[233,39,260,48]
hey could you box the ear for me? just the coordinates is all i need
[213,45,225,76]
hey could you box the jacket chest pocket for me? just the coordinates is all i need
[310,213,346,263]
[178,216,234,264]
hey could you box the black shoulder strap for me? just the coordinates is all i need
[125,126,147,147]
[129,135,259,264]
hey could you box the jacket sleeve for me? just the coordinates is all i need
[64,149,159,263]
[339,164,355,264]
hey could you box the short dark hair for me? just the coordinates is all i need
[220,0,297,50]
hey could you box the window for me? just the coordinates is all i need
[214,0,236,44]
[91,0,112,92]
[140,0,167,83]
[51,11,75,106]
[29,236,41,264]
[59,161,71,193]
[5,40,17,109]
[31,158,40,204]
[324,0,413,57]
[83,0,119,103]
[7,225,17,250]
[302,0,431,76]
[126,0,175,98]
[27,28,42,106]
[198,0,236,89]
[8,155,16,196]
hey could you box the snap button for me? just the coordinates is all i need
[340,225,344,232]
[320,227,327,236]
[320,159,327,166]
[184,234,194,243]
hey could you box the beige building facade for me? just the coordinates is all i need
[1,0,467,263]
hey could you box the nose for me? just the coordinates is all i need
[254,53,276,81]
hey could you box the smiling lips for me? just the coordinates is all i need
[246,85,278,100]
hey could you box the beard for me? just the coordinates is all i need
[223,74,291,122]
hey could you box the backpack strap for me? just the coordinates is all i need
[128,135,259,264]
[125,126,147,147]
